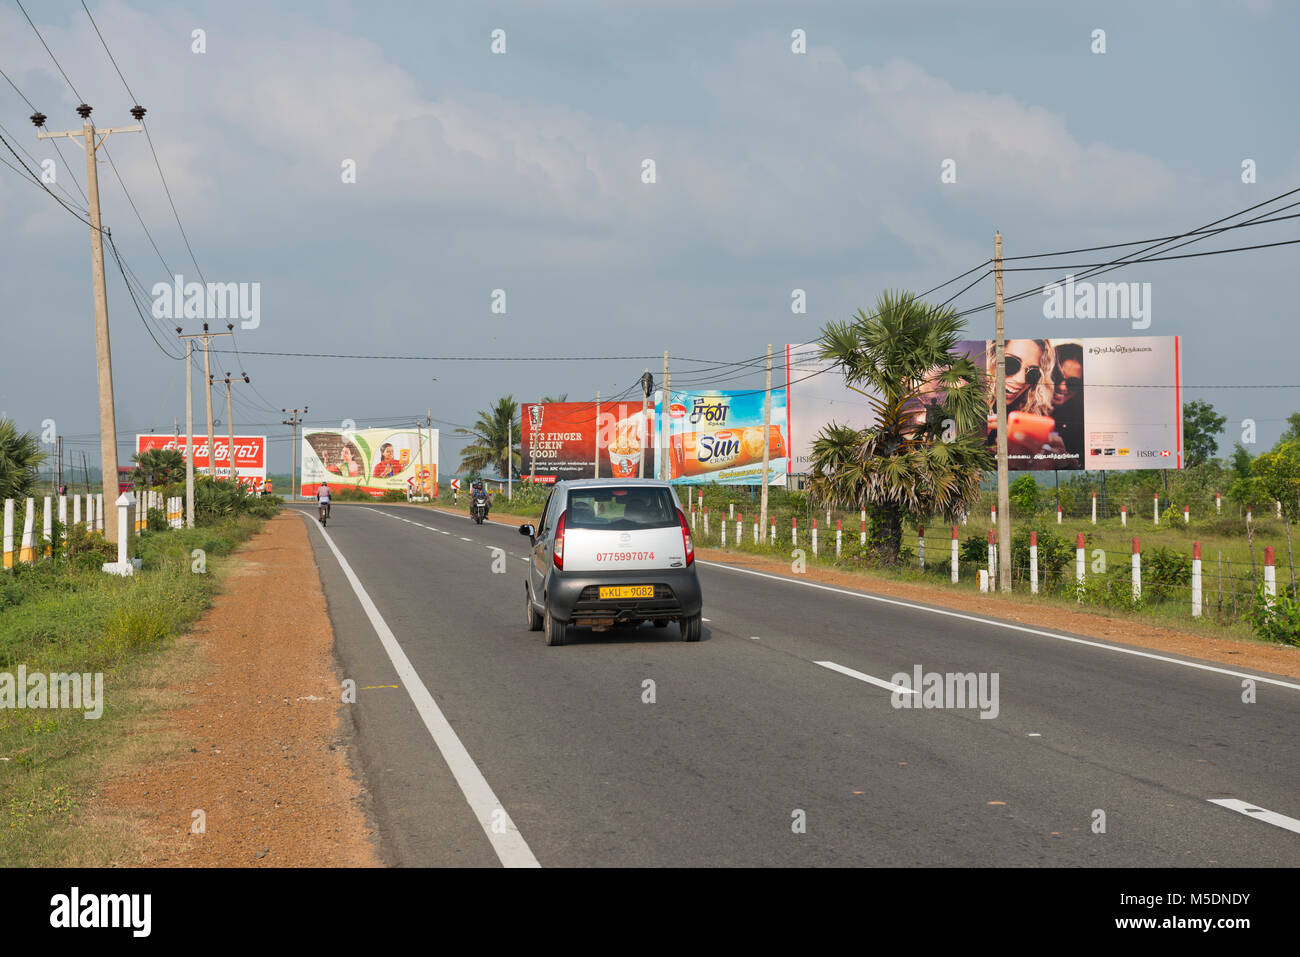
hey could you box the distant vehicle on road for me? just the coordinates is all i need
[520,478,702,646]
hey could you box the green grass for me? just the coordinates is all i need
[0,515,268,865]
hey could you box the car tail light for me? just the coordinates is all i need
[677,508,694,565]
[553,511,566,569]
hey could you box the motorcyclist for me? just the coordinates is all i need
[470,480,490,519]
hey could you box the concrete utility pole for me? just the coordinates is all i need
[282,408,308,501]
[994,232,1011,592]
[179,324,233,477]
[175,337,196,526]
[594,392,601,479]
[662,351,670,482]
[218,374,249,483]
[35,104,144,543]
[760,344,772,541]
[638,370,654,480]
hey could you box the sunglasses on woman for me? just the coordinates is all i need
[1003,355,1041,385]
[1053,369,1083,391]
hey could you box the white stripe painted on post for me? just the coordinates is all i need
[20,498,34,564]
[3,499,12,571]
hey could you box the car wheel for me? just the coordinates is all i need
[544,599,567,646]
[680,612,702,642]
[525,586,543,631]
[652,619,670,628]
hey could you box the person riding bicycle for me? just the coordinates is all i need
[316,481,331,521]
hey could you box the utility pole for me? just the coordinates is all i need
[178,337,195,526]
[662,351,670,482]
[34,104,144,543]
[994,232,1011,592]
[218,373,249,484]
[530,399,539,486]
[594,392,600,479]
[508,402,514,501]
[428,408,434,498]
[179,324,233,477]
[639,370,653,479]
[282,408,308,501]
[760,344,772,541]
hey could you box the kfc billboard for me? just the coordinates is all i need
[136,434,267,488]
[521,400,656,483]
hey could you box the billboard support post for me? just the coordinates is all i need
[508,403,513,501]
[662,352,669,482]
[760,344,772,541]
[994,232,1011,592]
[594,393,600,480]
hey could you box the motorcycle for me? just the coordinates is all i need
[470,494,489,525]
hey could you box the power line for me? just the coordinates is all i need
[1000,237,1300,270]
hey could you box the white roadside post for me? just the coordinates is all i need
[769,515,776,544]
[979,569,989,593]
[836,520,842,558]
[2,499,11,571]
[102,492,140,576]
[1216,492,1221,515]
[721,513,727,547]
[860,514,866,546]
[1132,537,1141,602]
[729,502,734,520]
[42,496,52,558]
[58,495,67,543]
[703,506,709,537]
[736,512,743,546]
[986,529,995,589]
[1191,542,1203,618]
[73,493,81,528]
[1056,503,1062,524]
[812,518,818,557]
[1184,505,1190,524]
[1075,532,1086,600]
[1154,493,1159,526]
[990,505,996,526]
[20,499,35,564]
[1121,505,1127,528]
[792,516,798,547]
[1264,546,1277,601]
[96,493,104,532]
[1278,500,1283,520]
[753,514,759,545]
[1029,530,1039,595]
[87,494,95,534]
[951,526,959,583]
[917,526,925,568]
[1091,491,1097,525]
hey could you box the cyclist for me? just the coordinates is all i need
[316,481,331,525]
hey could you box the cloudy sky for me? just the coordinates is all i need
[2,0,1297,478]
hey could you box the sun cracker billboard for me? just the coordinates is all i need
[521,400,657,484]
[655,389,789,486]
[785,336,1182,473]
[300,427,438,497]
[136,434,267,489]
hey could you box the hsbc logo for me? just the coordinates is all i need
[1136,450,1171,458]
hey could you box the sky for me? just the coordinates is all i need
[1,0,1297,479]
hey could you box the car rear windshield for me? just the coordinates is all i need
[564,487,679,530]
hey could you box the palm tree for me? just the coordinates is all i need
[810,290,992,562]
[456,396,520,478]
[539,394,568,404]
[132,447,186,486]
[0,418,47,500]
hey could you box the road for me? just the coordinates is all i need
[291,501,1300,867]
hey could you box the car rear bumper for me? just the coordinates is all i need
[545,566,702,624]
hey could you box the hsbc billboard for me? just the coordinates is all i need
[136,434,268,488]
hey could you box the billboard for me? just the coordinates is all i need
[136,434,267,489]
[301,427,438,497]
[521,400,657,484]
[656,389,789,486]
[786,336,1182,473]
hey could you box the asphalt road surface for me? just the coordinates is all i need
[291,502,1300,867]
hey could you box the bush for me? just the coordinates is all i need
[146,507,169,532]
[1011,527,1073,587]
[960,534,988,565]
[1243,588,1300,645]
[1009,475,1039,516]
[1144,546,1192,601]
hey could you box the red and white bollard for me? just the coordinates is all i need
[1056,503,1062,524]
[1154,493,1159,526]
[991,506,996,526]
[736,513,743,545]
[753,514,759,544]
[729,502,734,520]
[1132,537,1141,601]
[951,526,959,583]
[812,517,819,556]
[1121,505,1127,528]
[1191,542,1202,617]
[770,515,776,544]
[721,513,727,547]
[1183,505,1190,524]
[703,506,709,536]
[1091,491,1097,525]
[918,526,925,568]
[860,516,866,546]
[986,529,995,588]
[1075,532,1086,597]
[836,520,842,557]
[1215,492,1221,515]
[1029,530,1039,594]
[791,516,798,547]
[1264,546,1276,600]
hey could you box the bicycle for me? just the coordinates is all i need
[318,499,330,526]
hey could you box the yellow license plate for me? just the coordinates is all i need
[599,585,654,600]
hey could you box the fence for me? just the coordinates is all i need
[2,489,188,571]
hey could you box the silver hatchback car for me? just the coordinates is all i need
[520,479,704,646]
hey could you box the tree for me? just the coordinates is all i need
[539,394,569,404]
[1252,440,1300,595]
[455,396,520,479]
[1230,442,1254,479]
[1279,411,1300,445]
[1009,474,1040,515]
[0,418,46,500]
[809,291,992,562]
[1182,400,1226,468]
[132,447,186,486]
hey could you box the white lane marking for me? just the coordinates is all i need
[1208,798,1300,834]
[702,618,711,623]
[1026,733,1042,737]
[815,660,918,694]
[749,636,761,640]
[460,536,473,542]
[698,559,1300,692]
[306,513,540,868]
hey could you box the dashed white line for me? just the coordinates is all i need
[815,660,918,694]
[1208,798,1300,835]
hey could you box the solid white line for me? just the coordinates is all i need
[1208,798,1300,834]
[697,559,1300,692]
[307,513,540,868]
[815,660,918,694]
